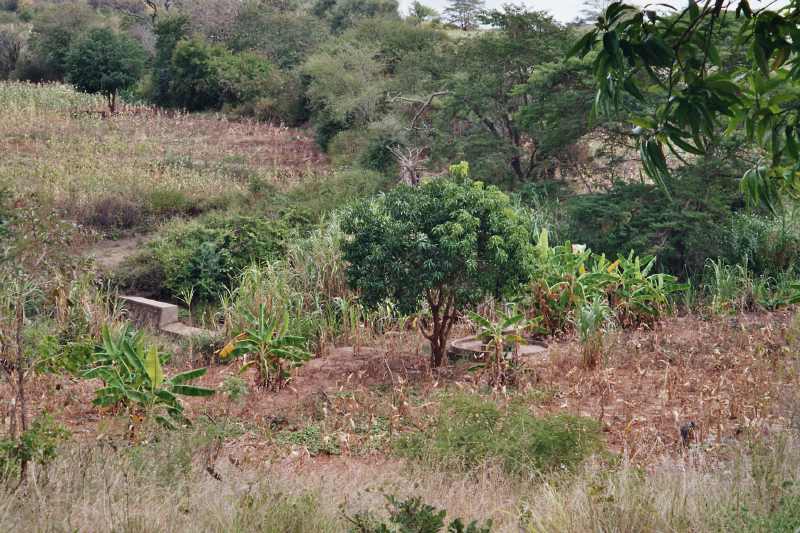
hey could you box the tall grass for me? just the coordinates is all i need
[704,258,800,314]
[221,216,407,353]
[1,426,798,532]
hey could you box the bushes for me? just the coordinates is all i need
[729,211,800,277]
[157,35,277,114]
[149,213,288,301]
[524,230,685,335]
[0,413,68,483]
[396,393,603,476]
[566,174,739,278]
[347,495,492,532]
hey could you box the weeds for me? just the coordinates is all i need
[346,494,492,532]
[575,297,613,368]
[396,392,603,477]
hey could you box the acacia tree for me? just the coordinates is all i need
[65,28,146,113]
[572,0,800,208]
[340,172,535,367]
[435,8,591,182]
[444,0,484,31]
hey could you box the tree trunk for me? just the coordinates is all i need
[420,290,456,368]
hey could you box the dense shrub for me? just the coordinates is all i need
[169,37,226,111]
[162,35,275,114]
[150,213,288,300]
[728,211,800,277]
[396,393,602,476]
[149,15,191,107]
[112,249,167,296]
[566,171,740,278]
[523,229,685,335]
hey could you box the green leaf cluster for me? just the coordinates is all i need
[525,229,685,334]
[342,178,535,315]
[225,303,312,390]
[83,325,214,428]
[574,1,800,207]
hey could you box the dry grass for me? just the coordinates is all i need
[1,430,798,532]
[2,308,800,531]
[0,82,328,225]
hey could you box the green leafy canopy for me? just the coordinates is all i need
[572,0,800,209]
[341,177,535,315]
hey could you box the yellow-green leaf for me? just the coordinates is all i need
[144,346,164,389]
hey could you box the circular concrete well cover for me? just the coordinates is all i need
[448,336,547,361]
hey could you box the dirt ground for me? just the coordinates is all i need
[8,308,799,467]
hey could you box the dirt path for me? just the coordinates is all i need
[85,234,150,270]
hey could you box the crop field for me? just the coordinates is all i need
[3,1,800,531]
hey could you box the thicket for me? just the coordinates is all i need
[147,213,288,301]
[565,163,743,278]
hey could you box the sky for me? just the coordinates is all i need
[397,0,643,23]
[396,0,786,24]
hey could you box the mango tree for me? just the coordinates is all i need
[340,173,535,367]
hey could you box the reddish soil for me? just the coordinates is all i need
[530,309,799,463]
[5,309,799,466]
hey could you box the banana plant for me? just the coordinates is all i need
[83,325,214,428]
[467,309,530,388]
[218,304,311,390]
[527,229,686,335]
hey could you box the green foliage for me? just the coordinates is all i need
[313,0,400,33]
[341,177,535,366]
[0,413,69,482]
[82,325,214,427]
[729,210,800,277]
[65,28,146,111]
[396,393,602,476]
[723,494,800,533]
[17,2,97,82]
[467,308,530,387]
[304,39,386,125]
[275,424,341,455]
[576,296,613,368]
[346,494,492,532]
[703,259,800,314]
[433,8,583,183]
[525,229,685,335]
[150,14,190,107]
[221,375,249,403]
[222,303,312,390]
[443,0,484,30]
[168,37,226,111]
[228,1,329,69]
[150,213,287,301]
[566,165,743,278]
[573,1,800,207]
